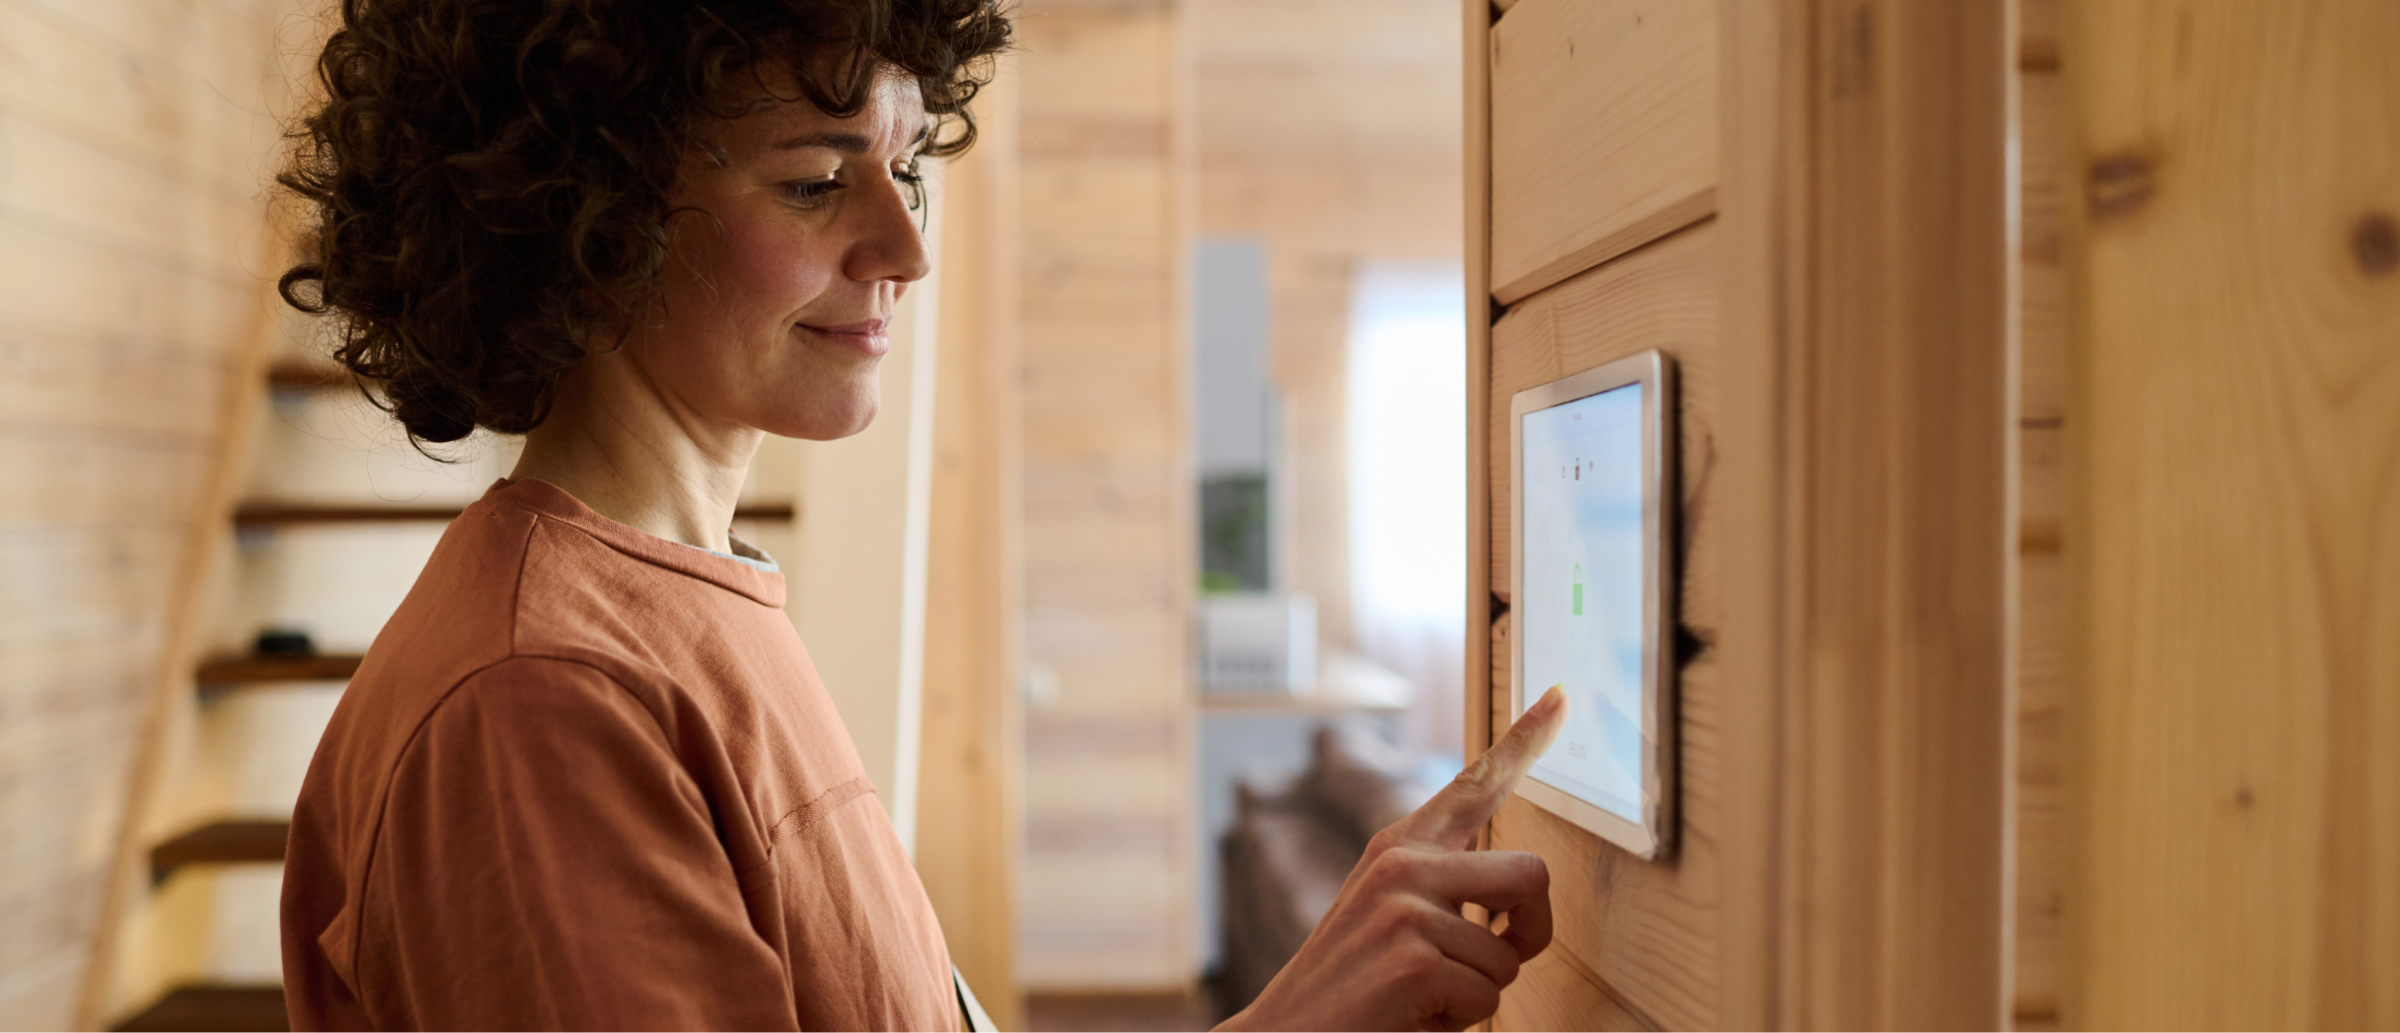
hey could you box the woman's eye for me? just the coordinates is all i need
[783,176,845,207]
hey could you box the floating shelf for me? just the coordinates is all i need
[112,983,287,1032]
[196,654,364,685]
[150,820,289,883]
[233,501,798,528]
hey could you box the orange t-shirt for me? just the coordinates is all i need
[280,479,958,1031]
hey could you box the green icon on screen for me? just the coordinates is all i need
[1572,563,1583,615]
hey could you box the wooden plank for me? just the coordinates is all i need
[1463,0,1496,769]
[2066,2,2400,1027]
[1493,946,1656,1032]
[1479,219,1724,1031]
[2018,69,2067,425]
[2011,1,2069,1017]
[1714,2,2012,1027]
[147,821,287,884]
[1488,0,1715,304]
[1488,221,1719,602]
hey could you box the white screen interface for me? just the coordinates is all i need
[1520,383,1646,824]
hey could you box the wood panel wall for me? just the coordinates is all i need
[1013,0,1200,990]
[0,1,299,1026]
[2063,2,2400,1027]
[1471,0,2015,1027]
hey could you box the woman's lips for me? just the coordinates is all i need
[797,318,890,357]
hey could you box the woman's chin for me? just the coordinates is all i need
[765,386,879,442]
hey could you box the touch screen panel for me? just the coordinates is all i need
[1518,383,1647,823]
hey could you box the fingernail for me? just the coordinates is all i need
[1533,685,1566,719]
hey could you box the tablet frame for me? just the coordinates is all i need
[1508,348,1677,860]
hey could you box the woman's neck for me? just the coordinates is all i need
[507,355,762,554]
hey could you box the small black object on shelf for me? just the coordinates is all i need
[253,628,316,658]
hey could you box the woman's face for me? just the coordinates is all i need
[628,66,931,442]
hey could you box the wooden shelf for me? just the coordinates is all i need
[150,820,289,883]
[112,983,286,1032]
[264,356,350,392]
[196,654,364,685]
[233,501,798,528]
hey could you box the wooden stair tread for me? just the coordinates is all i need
[197,654,364,684]
[264,356,349,392]
[233,500,798,526]
[112,983,287,1032]
[151,820,289,882]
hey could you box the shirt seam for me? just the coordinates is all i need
[509,505,779,608]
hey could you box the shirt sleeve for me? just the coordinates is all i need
[354,656,798,1031]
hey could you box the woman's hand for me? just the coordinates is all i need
[1219,686,1569,1032]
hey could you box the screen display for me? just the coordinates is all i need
[1519,383,1647,824]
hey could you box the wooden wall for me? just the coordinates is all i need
[1470,0,2014,1027]
[0,1,300,1025]
[1013,0,1200,990]
[2062,2,2400,1027]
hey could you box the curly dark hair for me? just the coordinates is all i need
[277,0,1010,445]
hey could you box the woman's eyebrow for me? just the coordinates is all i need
[768,124,933,154]
[771,131,874,153]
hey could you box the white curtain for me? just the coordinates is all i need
[1347,261,1467,758]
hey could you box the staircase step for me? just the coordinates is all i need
[151,820,289,883]
[112,983,287,1032]
[197,654,364,685]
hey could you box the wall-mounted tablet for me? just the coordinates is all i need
[1509,349,1676,859]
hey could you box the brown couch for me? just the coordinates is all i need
[1217,723,1441,1011]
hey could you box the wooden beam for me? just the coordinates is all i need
[2064,2,2400,1026]
[1717,0,2013,1027]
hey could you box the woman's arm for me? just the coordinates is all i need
[1220,688,1568,1032]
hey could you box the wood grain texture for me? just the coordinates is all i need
[0,2,308,1024]
[2011,0,2067,1022]
[2066,2,2400,1027]
[1487,0,1716,304]
[1715,0,2012,1027]
[1492,945,1657,1032]
[1488,222,1720,604]
[916,62,1025,1033]
[1463,0,1495,772]
[1014,2,1198,991]
[1480,222,1725,1030]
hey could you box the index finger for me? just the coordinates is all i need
[1398,684,1567,850]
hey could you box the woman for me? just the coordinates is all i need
[275,2,1566,1029]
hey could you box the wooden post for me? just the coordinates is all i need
[1718,0,2014,1026]
[2063,2,2400,1026]
[916,58,1027,1032]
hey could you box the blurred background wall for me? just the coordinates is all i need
[0,1,312,1025]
